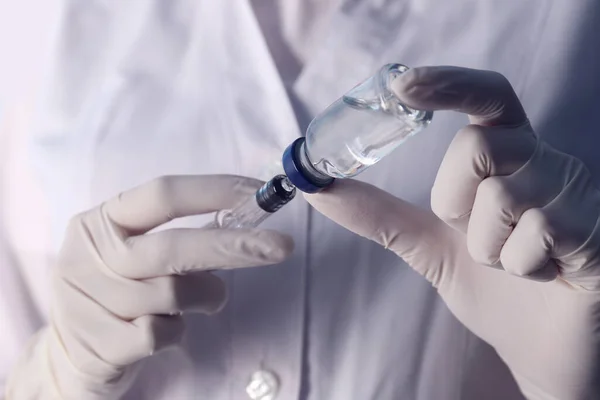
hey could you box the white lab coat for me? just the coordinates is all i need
[1,0,600,399]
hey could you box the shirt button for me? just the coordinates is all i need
[246,369,280,400]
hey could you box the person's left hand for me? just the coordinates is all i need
[305,66,600,400]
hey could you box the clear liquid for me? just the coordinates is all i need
[306,95,430,178]
[202,175,296,229]
[203,197,271,229]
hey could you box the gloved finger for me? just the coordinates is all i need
[152,272,227,315]
[102,175,263,236]
[391,65,528,126]
[430,124,536,232]
[499,208,559,281]
[52,277,184,373]
[466,141,597,267]
[467,176,528,266]
[513,176,600,290]
[105,228,293,279]
[305,179,456,288]
[80,272,227,320]
[136,272,227,316]
[107,315,185,367]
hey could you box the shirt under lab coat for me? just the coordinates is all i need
[1,1,600,399]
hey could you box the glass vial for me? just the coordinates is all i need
[204,175,296,229]
[283,63,433,193]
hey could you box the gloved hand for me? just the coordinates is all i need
[7,175,293,399]
[306,66,600,400]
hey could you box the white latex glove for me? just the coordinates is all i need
[7,175,293,399]
[306,66,600,400]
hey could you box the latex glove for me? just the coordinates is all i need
[7,175,293,399]
[306,66,600,400]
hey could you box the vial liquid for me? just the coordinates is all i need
[283,63,433,193]
[204,175,296,229]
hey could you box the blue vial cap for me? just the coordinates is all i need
[282,138,334,193]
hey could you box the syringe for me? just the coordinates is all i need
[207,63,433,229]
[204,175,296,229]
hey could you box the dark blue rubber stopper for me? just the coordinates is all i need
[282,138,334,193]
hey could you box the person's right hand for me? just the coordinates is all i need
[7,175,294,399]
